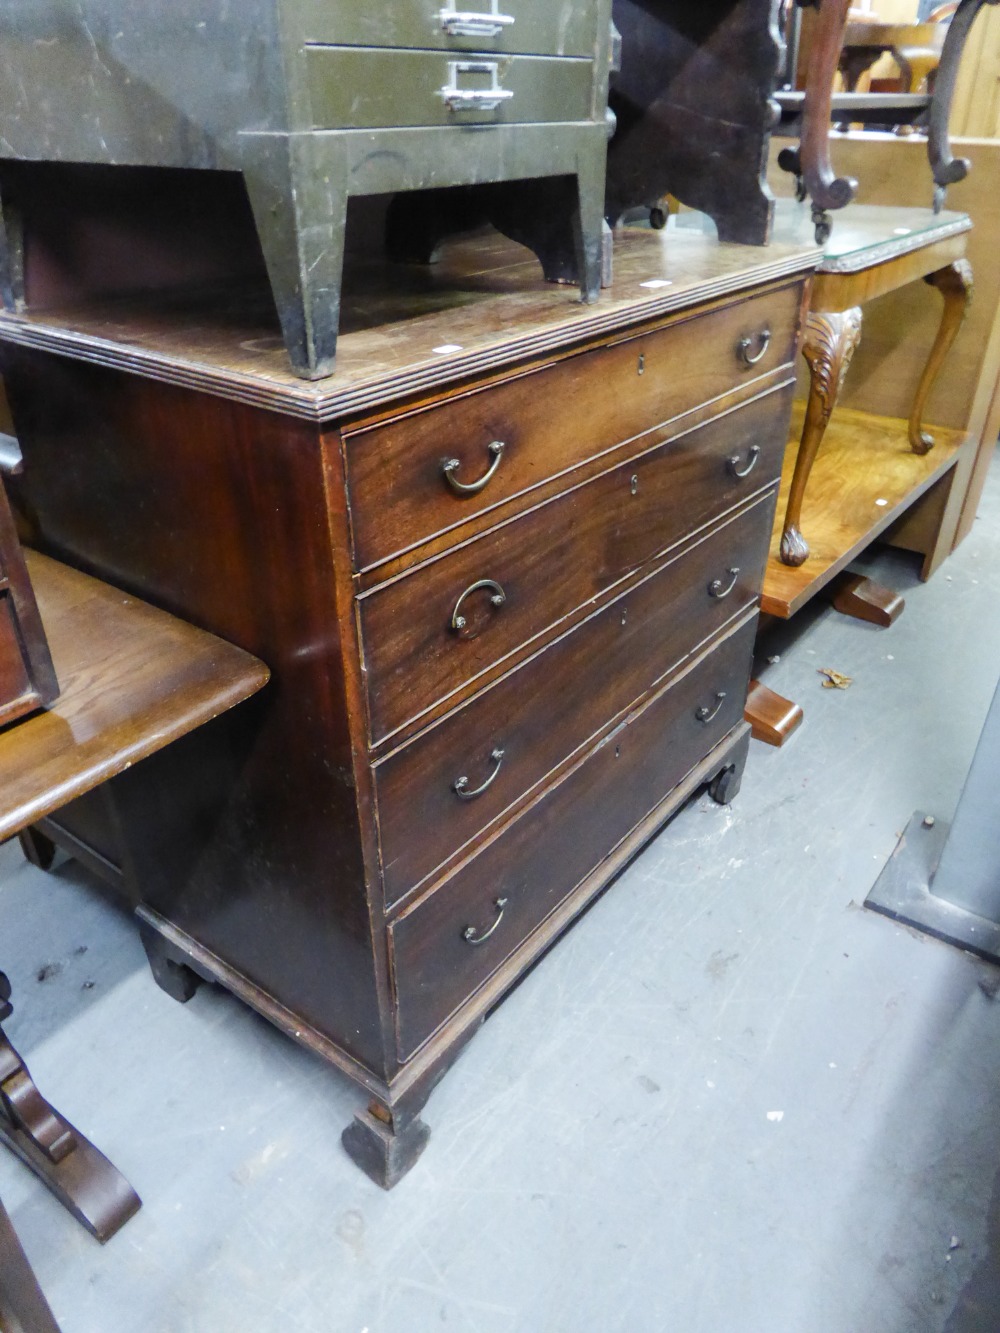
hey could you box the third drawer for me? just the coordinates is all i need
[375,491,774,908]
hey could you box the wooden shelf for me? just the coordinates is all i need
[761,403,964,618]
[0,552,269,842]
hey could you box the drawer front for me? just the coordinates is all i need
[359,384,791,744]
[293,0,603,57]
[304,47,594,130]
[390,615,756,1060]
[346,283,801,571]
[376,494,773,906]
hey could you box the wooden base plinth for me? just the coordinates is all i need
[831,574,905,627]
[762,405,964,619]
[744,679,805,748]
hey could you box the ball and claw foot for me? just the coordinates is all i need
[780,524,810,568]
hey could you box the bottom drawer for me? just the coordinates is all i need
[390,613,756,1060]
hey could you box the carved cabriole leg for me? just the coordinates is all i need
[780,306,863,567]
[909,259,974,455]
[342,1092,431,1190]
[928,0,1000,209]
[795,0,858,242]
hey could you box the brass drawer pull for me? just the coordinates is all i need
[727,445,760,479]
[451,578,507,631]
[737,327,771,367]
[696,691,727,724]
[441,61,514,112]
[708,567,740,599]
[442,440,505,495]
[439,4,515,38]
[453,747,505,800]
[462,896,509,946]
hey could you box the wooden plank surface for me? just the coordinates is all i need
[760,404,964,619]
[0,224,822,422]
[0,552,269,841]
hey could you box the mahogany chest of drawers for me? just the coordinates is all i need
[0,228,817,1186]
[0,0,614,378]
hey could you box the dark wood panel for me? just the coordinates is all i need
[1,349,390,1071]
[345,282,801,571]
[360,384,791,745]
[0,592,32,725]
[375,492,775,907]
[0,476,57,726]
[390,613,757,1061]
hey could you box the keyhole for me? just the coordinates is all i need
[621,606,628,627]
[630,474,639,496]
[637,353,645,376]
[614,745,621,759]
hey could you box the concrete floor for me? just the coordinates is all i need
[3,457,1000,1333]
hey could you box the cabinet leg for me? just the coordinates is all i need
[780,307,863,567]
[17,827,56,871]
[242,135,347,381]
[137,918,202,1004]
[908,259,974,455]
[708,729,751,805]
[342,1095,431,1190]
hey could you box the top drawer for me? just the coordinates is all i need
[291,0,604,57]
[345,282,802,572]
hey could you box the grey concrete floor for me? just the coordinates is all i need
[3,456,1000,1333]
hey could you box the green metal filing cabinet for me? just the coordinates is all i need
[0,0,615,378]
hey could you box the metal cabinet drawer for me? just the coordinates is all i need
[292,0,603,58]
[304,46,595,130]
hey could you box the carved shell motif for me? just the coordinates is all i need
[801,308,863,424]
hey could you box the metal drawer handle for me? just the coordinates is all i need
[708,567,740,599]
[727,445,760,479]
[737,327,771,367]
[440,5,515,38]
[453,747,505,800]
[696,691,727,724]
[462,896,508,946]
[441,61,514,112]
[442,440,505,496]
[451,578,506,632]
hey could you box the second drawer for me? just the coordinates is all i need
[375,492,774,907]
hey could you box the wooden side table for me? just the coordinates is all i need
[0,551,268,1277]
[745,203,972,748]
[776,203,972,573]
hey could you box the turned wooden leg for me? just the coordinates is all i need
[908,259,974,455]
[781,307,864,567]
[342,1093,431,1190]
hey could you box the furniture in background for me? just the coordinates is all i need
[838,19,945,97]
[0,0,616,378]
[0,449,56,727]
[0,222,820,1187]
[603,0,786,245]
[0,532,268,1316]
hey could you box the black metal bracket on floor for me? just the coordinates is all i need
[0,972,141,1243]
